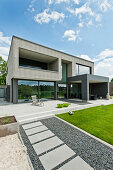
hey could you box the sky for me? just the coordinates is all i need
[0,0,113,80]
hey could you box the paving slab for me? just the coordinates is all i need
[58,156,94,170]
[25,125,48,136]
[22,121,42,129]
[28,130,55,144]
[33,136,64,155]
[39,144,75,170]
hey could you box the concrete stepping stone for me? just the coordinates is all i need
[28,130,54,144]
[39,144,75,170]
[25,125,48,136]
[58,156,94,170]
[33,136,63,155]
[22,121,42,129]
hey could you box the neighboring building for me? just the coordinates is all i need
[109,82,113,96]
[6,36,109,103]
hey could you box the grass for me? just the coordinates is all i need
[3,116,11,124]
[56,104,113,146]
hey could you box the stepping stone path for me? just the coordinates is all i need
[22,121,94,170]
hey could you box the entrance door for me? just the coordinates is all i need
[0,89,5,98]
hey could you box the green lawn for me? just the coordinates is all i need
[56,104,113,145]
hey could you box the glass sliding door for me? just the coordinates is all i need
[70,84,82,99]
[58,84,67,98]
[18,80,38,102]
[39,82,54,99]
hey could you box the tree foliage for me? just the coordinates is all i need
[111,78,113,82]
[0,56,7,85]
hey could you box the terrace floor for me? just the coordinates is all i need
[0,99,113,123]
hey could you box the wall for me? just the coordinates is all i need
[109,82,113,96]
[91,83,108,98]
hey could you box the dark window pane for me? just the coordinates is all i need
[19,58,47,70]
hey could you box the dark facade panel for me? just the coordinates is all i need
[109,82,113,95]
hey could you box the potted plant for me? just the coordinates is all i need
[0,115,19,137]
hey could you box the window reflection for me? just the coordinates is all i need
[76,64,91,75]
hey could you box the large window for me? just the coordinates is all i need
[19,58,48,70]
[18,80,54,102]
[39,82,54,99]
[18,80,38,102]
[58,84,67,98]
[76,64,91,75]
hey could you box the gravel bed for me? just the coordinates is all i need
[40,117,113,170]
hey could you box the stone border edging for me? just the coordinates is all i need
[56,116,113,150]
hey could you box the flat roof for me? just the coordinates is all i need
[12,35,94,64]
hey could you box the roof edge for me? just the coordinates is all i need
[12,35,94,64]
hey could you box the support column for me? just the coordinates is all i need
[66,83,69,99]
[12,79,18,104]
[54,82,57,100]
[38,81,40,101]
[82,77,89,101]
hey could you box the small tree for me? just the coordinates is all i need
[0,56,7,85]
[111,78,113,82]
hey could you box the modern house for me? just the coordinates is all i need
[6,36,109,104]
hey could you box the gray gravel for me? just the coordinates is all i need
[41,117,113,170]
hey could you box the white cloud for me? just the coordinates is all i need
[87,19,93,26]
[94,49,113,62]
[95,57,113,80]
[63,29,81,41]
[0,47,10,61]
[73,0,79,4]
[48,0,53,5]
[75,3,95,16]
[55,0,69,4]
[100,0,113,12]
[55,0,79,4]
[0,32,11,45]
[0,32,11,61]
[67,8,76,15]
[93,48,113,80]
[95,14,102,22]
[63,30,76,41]
[34,9,65,24]
[78,22,84,27]
[79,54,92,61]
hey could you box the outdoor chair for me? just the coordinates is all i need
[31,95,44,107]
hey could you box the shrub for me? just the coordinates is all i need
[63,103,70,107]
[57,103,70,108]
[57,104,63,108]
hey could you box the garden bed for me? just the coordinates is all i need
[0,116,18,137]
[0,116,16,125]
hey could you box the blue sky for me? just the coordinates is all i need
[0,0,113,79]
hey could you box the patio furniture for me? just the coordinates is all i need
[31,95,44,107]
